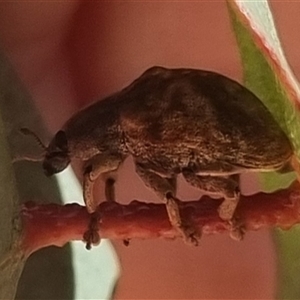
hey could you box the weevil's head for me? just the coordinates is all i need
[20,128,70,176]
[43,131,70,176]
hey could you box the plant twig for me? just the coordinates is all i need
[21,181,300,256]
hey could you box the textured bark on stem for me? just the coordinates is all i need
[21,181,300,256]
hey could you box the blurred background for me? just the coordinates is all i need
[0,1,299,299]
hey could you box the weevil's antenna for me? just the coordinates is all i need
[20,128,47,152]
[12,155,44,163]
[13,128,47,163]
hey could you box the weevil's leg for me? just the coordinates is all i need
[103,175,131,246]
[182,169,239,218]
[104,177,116,202]
[135,162,200,245]
[83,212,101,250]
[82,153,124,249]
[217,174,240,222]
[83,153,124,213]
[182,170,244,240]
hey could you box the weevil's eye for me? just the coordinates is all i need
[43,130,70,176]
[54,131,68,152]
[43,153,70,176]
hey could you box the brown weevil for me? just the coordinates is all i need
[22,66,295,247]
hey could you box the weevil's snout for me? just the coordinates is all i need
[43,153,70,176]
[43,130,70,176]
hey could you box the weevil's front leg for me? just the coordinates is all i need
[103,176,130,246]
[83,153,124,213]
[105,177,116,202]
[82,153,124,249]
[135,162,200,245]
[182,170,244,240]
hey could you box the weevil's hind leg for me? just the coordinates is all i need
[135,162,201,245]
[182,170,244,240]
[82,153,124,249]
[216,174,240,221]
[218,175,245,241]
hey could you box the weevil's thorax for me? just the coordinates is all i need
[62,96,128,161]
[66,123,127,160]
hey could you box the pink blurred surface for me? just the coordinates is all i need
[0,1,299,298]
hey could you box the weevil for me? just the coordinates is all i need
[22,66,294,247]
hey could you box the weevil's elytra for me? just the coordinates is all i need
[25,66,294,246]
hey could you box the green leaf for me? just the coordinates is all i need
[227,1,300,299]
[228,1,300,189]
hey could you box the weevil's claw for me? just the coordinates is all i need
[83,211,101,250]
[180,222,201,246]
[165,194,201,246]
[228,217,246,241]
[217,192,245,241]
[83,229,101,250]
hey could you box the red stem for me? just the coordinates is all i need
[21,181,300,256]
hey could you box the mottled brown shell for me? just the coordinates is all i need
[118,66,292,175]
